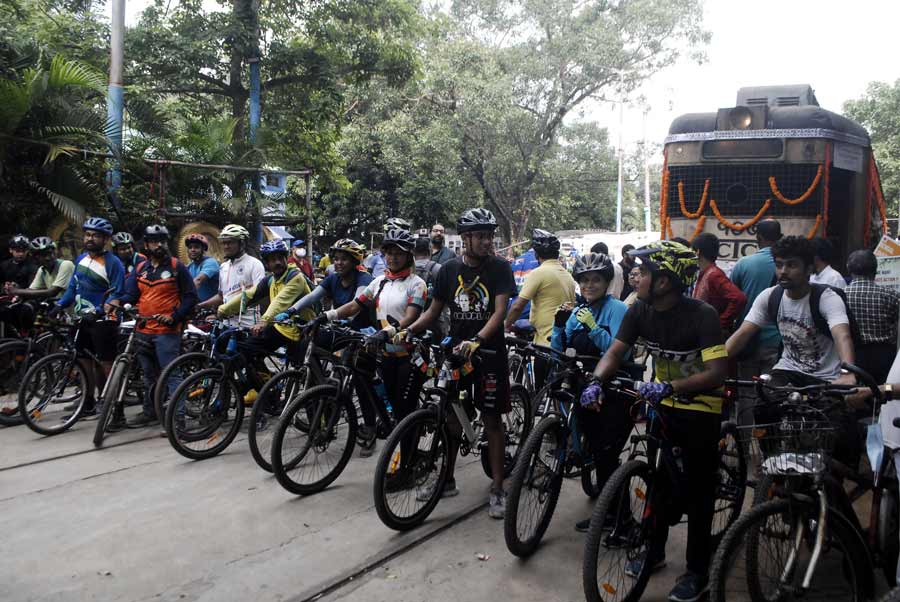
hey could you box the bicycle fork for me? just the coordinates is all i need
[781,489,828,590]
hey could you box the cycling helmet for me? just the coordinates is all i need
[184,233,209,250]
[144,224,170,241]
[9,234,30,249]
[573,252,615,283]
[260,239,290,257]
[218,224,250,240]
[83,217,113,235]
[29,236,56,252]
[628,240,699,289]
[384,217,411,232]
[330,238,365,263]
[111,232,134,247]
[531,229,560,254]
[457,208,497,234]
[381,228,415,253]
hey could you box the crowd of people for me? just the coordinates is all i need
[2,211,898,602]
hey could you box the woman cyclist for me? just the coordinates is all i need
[551,252,631,532]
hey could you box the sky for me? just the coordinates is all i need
[112,0,900,159]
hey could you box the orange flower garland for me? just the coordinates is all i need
[659,169,670,239]
[823,144,831,234]
[709,198,772,232]
[688,216,707,242]
[678,179,709,219]
[806,215,822,239]
[769,166,823,206]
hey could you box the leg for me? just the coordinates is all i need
[680,411,721,578]
[483,413,505,492]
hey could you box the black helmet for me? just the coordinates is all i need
[9,234,30,250]
[381,228,415,253]
[531,229,560,255]
[457,208,497,234]
[144,224,170,241]
[573,252,615,283]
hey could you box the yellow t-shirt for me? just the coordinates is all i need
[518,260,576,344]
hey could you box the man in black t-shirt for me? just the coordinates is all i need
[1,235,38,290]
[402,208,516,519]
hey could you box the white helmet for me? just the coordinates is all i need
[218,224,250,240]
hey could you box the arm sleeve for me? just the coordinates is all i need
[432,264,452,303]
[820,289,850,329]
[550,324,566,352]
[711,269,747,326]
[219,277,266,316]
[107,257,126,302]
[119,270,140,305]
[407,278,427,309]
[290,285,327,312]
[172,263,198,321]
[52,261,74,289]
[262,274,311,321]
[57,263,78,307]
[356,277,380,307]
[744,287,774,328]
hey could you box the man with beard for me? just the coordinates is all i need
[120,225,198,427]
[184,233,219,302]
[430,223,456,265]
[196,224,265,327]
[111,232,147,275]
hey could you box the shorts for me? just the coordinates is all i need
[461,349,510,416]
[75,319,120,362]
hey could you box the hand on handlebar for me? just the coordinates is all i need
[455,338,481,359]
[156,314,175,326]
[580,379,604,411]
[637,381,674,405]
[392,329,410,345]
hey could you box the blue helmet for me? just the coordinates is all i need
[83,217,113,235]
[260,239,290,257]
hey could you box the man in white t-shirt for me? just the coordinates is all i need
[809,237,846,290]
[196,224,265,328]
[3,237,74,302]
[726,235,856,387]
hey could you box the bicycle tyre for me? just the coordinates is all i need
[153,351,209,420]
[270,384,358,495]
[480,383,532,479]
[18,352,87,436]
[373,407,450,531]
[0,340,30,425]
[504,415,565,557]
[709,498,873,602]
[583,459,654,602]
[249,368,307,472]
[881,587,900,602]
[165,367,244,460]
[93,360,130,448]
[711,420,747,547]
[580,432,603,499]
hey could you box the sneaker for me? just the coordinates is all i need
[488,488,507,519]
[575,518,591,532]
[358,426,377,458]
[416,479,459,501]
[63,404,96,421]
[0,407,17,416]
[107,414,128,433]
[127,413,157,428]
[668,572,709,602]
[624,551,667,578]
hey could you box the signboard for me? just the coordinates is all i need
[874,234,900,257]
[832,142,864,173]
[876,256,900,292]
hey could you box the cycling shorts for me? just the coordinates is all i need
[461,349,510,416]
[75,320,120,362]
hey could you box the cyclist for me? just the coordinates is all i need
[583,240,727,602]
[278,238,374,331]
[400,208,517,519]
[50,217,126,417]
[290,240,315,280]
[184,233,219,302]
[120,225,198,427]
[3,237,74,301]
[314,228,426,456]
[550,252,630,532]
[365,218,411,277]
[1,235,37,290]
[111,232,147,275]
[196,224,265,327]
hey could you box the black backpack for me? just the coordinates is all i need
[415,259,440,304]
[765,283,862,347]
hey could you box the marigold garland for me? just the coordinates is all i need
[688,215,707,242]
[678,179,709,219]
[864,162,874,246]
[659,168,670,239]
[709,198,772,232]
[823,144,831,234]
[806,214,822,239]
[769,166,823,206]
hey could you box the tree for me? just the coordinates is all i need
[844,80,900,219]
[414,0,707,241]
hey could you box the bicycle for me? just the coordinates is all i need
[581,377,747,602]
[504,347,643,557]
[709,362,893,602]
[372,336,532,531]
[269,324,402,495]
[151,311,218,421]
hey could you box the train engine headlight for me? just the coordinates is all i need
[729,106,754,130]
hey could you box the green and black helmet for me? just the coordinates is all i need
[628,240,699,290]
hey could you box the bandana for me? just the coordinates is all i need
[385,268,412,281]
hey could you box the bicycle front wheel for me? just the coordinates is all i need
[583,459,654,602]
[165,368,244,460]
[249,368,308,472]
[270,384,357,495]
[18,352,87,436]
[0,340,31,425]
[710,498,873,602]
[93,359,130,448]
[504,415,565,557]
[153,351,209,420]
[711,420,747,547]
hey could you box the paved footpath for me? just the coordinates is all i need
[1,416,889,602]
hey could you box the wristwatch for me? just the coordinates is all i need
[472,334,485,346]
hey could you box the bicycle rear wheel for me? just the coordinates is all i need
[710,498,873,602]
[583,459,654,602]
[504,415,565,557]
[481,383,532,479]
[165,368,244,460]
[18,352,87,436]
[711,421,747,547]
[270,384,357,495]
[373,407,450,531]
[153,351,209,420]
[93,360,130,448]
[0,340,30,425]
[249,368,307,472]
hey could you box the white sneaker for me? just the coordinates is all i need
[416,479,459,501]
[488,488,507,519]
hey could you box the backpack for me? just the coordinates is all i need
[765,283,863,348]
[415,259,439,302]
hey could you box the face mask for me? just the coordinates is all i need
[298,248,307,257]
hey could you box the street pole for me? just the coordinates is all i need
[643,108,651,233]
[106,0,125,203]
[615,101,624,233]
[248,56,263,243]
[305,173,313,261]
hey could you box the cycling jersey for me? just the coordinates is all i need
[122,257,198,335]
[551,294,628,358]
[219,267,314,341]
[356,270,426,355]
[187,256,220,302]
[615,297,727,414]
[58,251,125,312]
[218,253,265,327]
